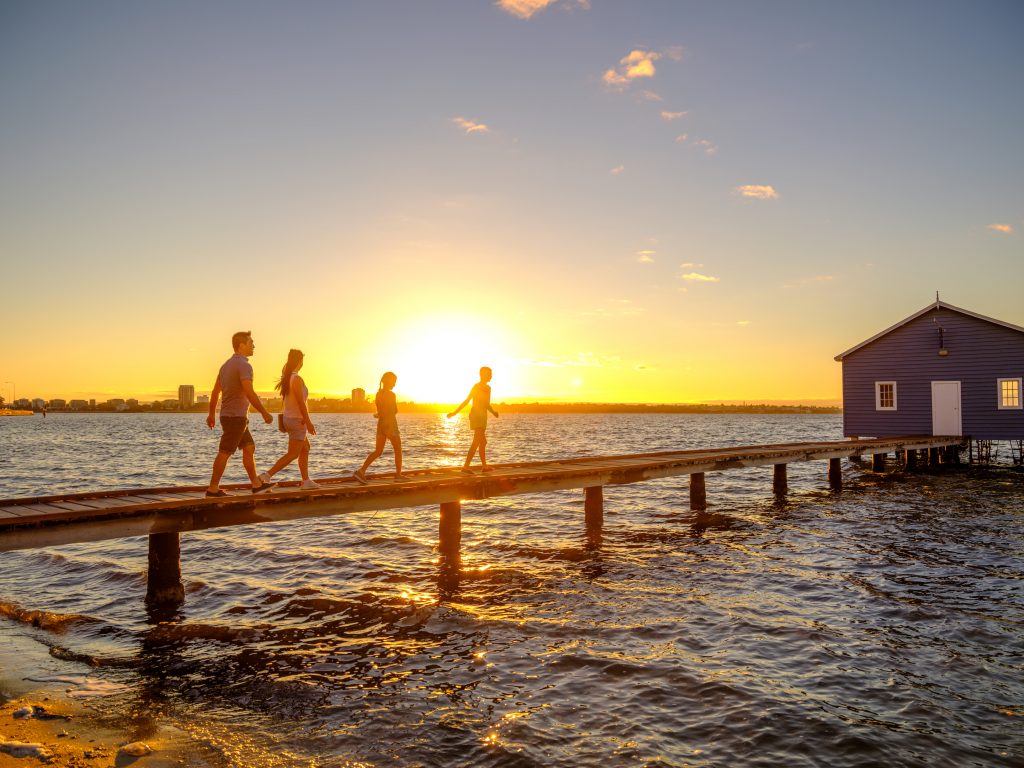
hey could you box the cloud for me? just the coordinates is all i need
[497,0,589,19]
[736,320,750,326]
[603,49,660,87]
[639,90,663,102]
[452,117,489,134]
[675,133,689,143]
[663,46,684,61]
[637,250,656,263]
[681,272,720,282]
[988,223,1013,234]
[660,110,687,121]
[680,262,703,269]
[610,165,625,175]
[784,275,835,289]
[736,184,778,200]
[693,139,718,156]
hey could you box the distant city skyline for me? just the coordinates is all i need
[2,3,1021,403]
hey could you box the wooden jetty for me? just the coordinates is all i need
[0,436,962,605]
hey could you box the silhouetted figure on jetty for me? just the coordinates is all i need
[261,349,320,490]
[354,371,402,483]
[205,331,275,497]
[448,366,499,474]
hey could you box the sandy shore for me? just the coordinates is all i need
[0,624,210,767]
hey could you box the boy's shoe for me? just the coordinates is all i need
[481,466,494,473]
[352,471,369,485]
[300,479,322,490]
[258,472,273,485]
[252,480,277,494]
[460,468,475,475]
[205,489,229,498]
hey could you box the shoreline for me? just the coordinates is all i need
[0,620,214,767]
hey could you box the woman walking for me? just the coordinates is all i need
[353,371,402,483]
[260,349,320,490]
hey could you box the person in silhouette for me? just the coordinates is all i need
[205,331,275,497]
[448,366,499,474]
[260,349,320,490]
[353,371,402,483]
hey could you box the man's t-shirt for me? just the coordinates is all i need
[218,354,253,418]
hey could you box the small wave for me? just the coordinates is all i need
[0,600,100,634]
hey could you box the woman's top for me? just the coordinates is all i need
[376,389,398,427]
[283,373,308,419]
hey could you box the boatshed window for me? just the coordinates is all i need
[875,381,896,410]
[998,378,1022,409]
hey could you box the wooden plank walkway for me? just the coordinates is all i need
[0,436,960,554]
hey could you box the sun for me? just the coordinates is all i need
[376,315,520,404]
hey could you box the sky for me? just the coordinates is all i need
[1,0,1022,405]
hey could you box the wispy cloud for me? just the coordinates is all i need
[784,275,835,289]
[681,272,720,282]
[637,250,656,263]
[674,133,689,143]
[452,117,489,134]
[610,165,625,175]
[663,46,684,61]
[680,262,703,269]
[497,0,589,20]
[736,184,778,200]
[639,90,663,102]
[693,139,718,156]
[660,110,687,121]
[736,320,750,326]
[988,223,1014,234]
[603,49,660,87]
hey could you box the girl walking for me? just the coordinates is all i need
[260,349,320,490]
[354,371,403,483]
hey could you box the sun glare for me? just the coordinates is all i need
[378,316,519,404]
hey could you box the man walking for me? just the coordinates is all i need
[205,330,276,497]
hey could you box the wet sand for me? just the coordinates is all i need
[0,628,207,767]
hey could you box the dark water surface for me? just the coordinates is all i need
[1,413,1022,767]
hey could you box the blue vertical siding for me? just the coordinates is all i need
[841,308,1024,439]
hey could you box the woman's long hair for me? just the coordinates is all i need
[378,371,397,395]
[276,349,304,398]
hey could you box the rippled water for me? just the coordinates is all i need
[1,413,1022,767]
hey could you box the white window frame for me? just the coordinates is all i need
[875,381,897,411]
[997,377,1022,410]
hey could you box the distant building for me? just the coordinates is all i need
[178,384,195,409]
[89,399,96,408]
[835,299,1024,440]
[197,394,210,404]
[49,399,66,409]
[107,399,125,409]
[69,400,88,410]
[126,399,139,408]
[14,399,31,409]
[352,388,366,406]
[31,398,46,410]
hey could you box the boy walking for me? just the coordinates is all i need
[205,330,276,497]
[448,366,499,474]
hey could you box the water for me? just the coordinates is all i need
[1,413,1022,767]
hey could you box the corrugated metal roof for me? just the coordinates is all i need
[834,300,1024,361]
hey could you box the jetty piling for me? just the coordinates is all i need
[0,436,964,606]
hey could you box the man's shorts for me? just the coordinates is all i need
[219,416,255,454]
[283,416,308,442]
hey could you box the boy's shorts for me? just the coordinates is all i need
[219,416,255,454]
[469,411,487,431]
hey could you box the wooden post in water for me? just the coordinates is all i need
[872,453,886,472]
[828,458,842,490]
[584,486,604,535]
[905,449,918,471]
[772,464,787,495]
[439,501,461,561]
[145,532,184,606]
[690,472,706,510]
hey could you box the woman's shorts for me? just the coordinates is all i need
[377,420,400,441]
[283,416,308,442]
[469,411,487,431]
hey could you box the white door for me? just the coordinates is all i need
[931,381,962,436]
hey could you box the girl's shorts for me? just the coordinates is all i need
[283,416,308,442]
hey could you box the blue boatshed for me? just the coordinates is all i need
[835,300,1024,440]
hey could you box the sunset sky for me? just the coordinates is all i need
[2,1,1022,404]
